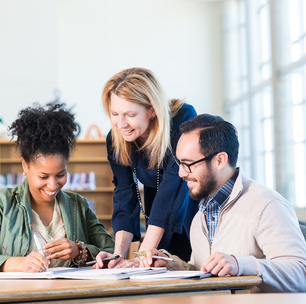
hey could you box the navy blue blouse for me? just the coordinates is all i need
[107,103,197,242]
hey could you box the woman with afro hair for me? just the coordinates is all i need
[0,104,114,272]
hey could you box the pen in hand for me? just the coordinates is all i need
[133,251,175,261]
[33,233,45,257]
[33,233,48,271]
[79,254,122,267]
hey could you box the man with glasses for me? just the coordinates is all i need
[141,114,306,292]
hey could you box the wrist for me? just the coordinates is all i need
[74,241,88,264]
[113,253,123,258]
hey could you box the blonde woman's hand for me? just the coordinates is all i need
[139,249,170,268]
[118,257,140,268]
[94,251,124,269]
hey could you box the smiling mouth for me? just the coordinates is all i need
[43,189,57,196]
[121,129,135,135]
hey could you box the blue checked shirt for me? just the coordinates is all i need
[198,170,239,243]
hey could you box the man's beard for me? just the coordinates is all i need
[186,170,217,201]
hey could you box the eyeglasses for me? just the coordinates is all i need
[174,152,218,173]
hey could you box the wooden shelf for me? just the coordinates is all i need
[0,158,22,163]
[76,139,106,144]
[96,214,112,220]
[69,157,108,163]
[66,187,114,192]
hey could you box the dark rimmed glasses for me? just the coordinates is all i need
[174,152,218,173]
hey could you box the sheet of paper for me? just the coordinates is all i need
[0,267,167,280]
[130,270,212,281]
[0,267,71,279]
[53,267,167,280]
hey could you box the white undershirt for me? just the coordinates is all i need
[29,198,69,268]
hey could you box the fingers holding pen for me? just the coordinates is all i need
[94,252,123,269]
[22,251,49,272]
[139,249,171,268]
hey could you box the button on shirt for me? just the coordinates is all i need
[198,169,239,243]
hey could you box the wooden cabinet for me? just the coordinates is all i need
[68,139,114,233]
[0,139,114,233]
[0,140,23,176]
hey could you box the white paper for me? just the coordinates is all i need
[0,267,167,280]
[0,267,71,279]
[130,270,212,281]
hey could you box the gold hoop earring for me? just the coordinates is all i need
[23,172,27,176]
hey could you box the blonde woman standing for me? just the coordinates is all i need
[95,68,197,268]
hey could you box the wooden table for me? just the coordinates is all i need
[42,293,306,304]
[0,276,262,303]
[100,293,306,304]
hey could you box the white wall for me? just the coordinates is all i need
[0,0,221,139]
[0,0,58,134]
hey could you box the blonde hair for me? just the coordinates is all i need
[102,68,183,168]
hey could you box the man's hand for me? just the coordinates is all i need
[139,249,170,268]
[201,251,238,276]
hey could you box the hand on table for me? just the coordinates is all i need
[94,251,124,269]
[201,251,238,276]
[43,238,79,260]
[116,257,140,268]
[139,249,170,268]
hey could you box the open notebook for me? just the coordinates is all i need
[0,267,212,280]
[0,267,167,280]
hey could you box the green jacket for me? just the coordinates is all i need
[0,179,114,267]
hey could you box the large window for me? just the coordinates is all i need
[221,0,306,208]
[289,67,306,208]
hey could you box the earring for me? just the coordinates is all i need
[150,116,155,121]
[23,172,27,176]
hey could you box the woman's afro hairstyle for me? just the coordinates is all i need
[9,103,77,163]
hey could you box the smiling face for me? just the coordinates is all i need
[176,131,218,200]
[110,93,155,144]
[22,154,67,205]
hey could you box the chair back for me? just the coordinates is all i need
[299,224,306,241]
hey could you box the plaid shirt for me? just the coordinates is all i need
[198,169,239,243]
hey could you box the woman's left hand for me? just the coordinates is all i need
[116,257,140,268]
[43,238,79,260]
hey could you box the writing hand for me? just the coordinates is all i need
[43,238,79,260]
[21,251,49,272]
[139,249,170,268]
[201,251,238,276]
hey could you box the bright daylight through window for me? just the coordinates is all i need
[221,0,306,208]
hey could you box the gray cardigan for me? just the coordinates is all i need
[168,169,306,292]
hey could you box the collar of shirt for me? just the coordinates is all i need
[198,169,239,214]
